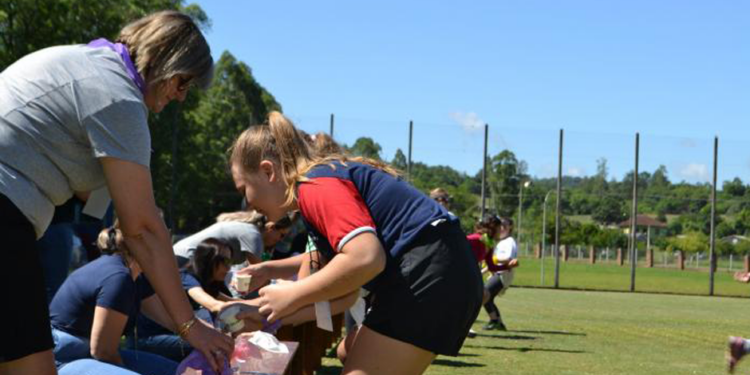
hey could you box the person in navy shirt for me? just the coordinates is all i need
[127,238,239,362]
[50,226,179,375]
[229,112,483,375]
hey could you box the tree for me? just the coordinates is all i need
[592,228,628,249]
[650,165,670,188]
[592,196,625,225]
[666,232,709,254]
[391,148,407,171]
[348,137,382,160]
[155,51,281,231]
[488,150,526,217]
[734,209,750,235]
[0,0,186,70]
[723,177,746,197]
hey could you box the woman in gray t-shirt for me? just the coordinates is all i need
[0,11,232,375]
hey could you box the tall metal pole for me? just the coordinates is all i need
[542,190,553,286]
[709,136,718,296]
[629,133,640,292]
[481,124,489,218]
[329,113,334,138]
[407,120,413,182]
[518,184,524,248]
[554,129,563,289]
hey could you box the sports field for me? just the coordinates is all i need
[514,257,750,297]
[319,287,749,374]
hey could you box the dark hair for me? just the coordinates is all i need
[475,214,502,238]
[190,238,232,297]
[270,211,299,231]
[499,217,514,235]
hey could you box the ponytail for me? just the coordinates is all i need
[229,111,401,208]
[96,225,130,257]
[266,112,314,206]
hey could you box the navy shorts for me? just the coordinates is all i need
[363,220,483,356]
[0,194,55,362]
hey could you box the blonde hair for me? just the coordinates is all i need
[116,10,213,89]
[96,226,130,258]
[308,132,344,157]
[429,187,450,200]
[216,210,266,226]
[229,112,400,207]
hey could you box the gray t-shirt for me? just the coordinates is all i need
[0,45,150,238]
[173,221,264,264]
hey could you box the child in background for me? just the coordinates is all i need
[482,218,520,331]
[128,238,241,361]
[465,214,503,338]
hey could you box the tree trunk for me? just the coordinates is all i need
[678,250,685,270]
[617,248,623,266]
[589,246,596,264]
[646,249,653,268]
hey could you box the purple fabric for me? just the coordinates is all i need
[87,38,146,94]
[175,350,232,375]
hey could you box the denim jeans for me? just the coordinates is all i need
[123,308,214,362]
[53,328,177,375]
[124,333,192,363]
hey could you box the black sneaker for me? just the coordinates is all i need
[497,322,508,331]
[482,321,499,330]
[467,329,477,338]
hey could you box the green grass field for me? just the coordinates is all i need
[319,287,748,374]
[514,256,750,297]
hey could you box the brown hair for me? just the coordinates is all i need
[229,111,400,207]
[116,10,213,89]
[475,214,502,238]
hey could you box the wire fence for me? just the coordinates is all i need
[290,113,750,297]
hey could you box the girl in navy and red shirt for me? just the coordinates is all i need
[229,112,483,375]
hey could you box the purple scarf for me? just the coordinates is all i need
[87,38,146,94]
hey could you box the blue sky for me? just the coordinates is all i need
[195,1,750,184]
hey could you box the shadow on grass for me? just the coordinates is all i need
[431,358,486,368]
[473,333,537,340]
[457,352,480,357]
[464,344,586,354]
[508,329,587,337]
[313,359,485,373]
